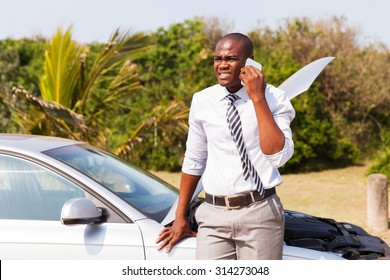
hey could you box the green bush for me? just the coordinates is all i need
[368,129,390,178]
[281,88,360,173]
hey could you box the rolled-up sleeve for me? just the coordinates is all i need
[182,95,208,176]
[264,137,294,167]
[264,88,295,167]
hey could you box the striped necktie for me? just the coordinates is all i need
[226,93,264,195]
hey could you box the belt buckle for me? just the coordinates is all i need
[224,195,241,209]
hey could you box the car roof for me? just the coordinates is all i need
[0,134,82,154]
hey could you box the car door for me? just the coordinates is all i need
[0,153,145,259]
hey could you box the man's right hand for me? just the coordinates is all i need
[155,216,197,253]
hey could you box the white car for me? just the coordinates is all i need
[0,134,388,260]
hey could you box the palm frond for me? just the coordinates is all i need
[12,86,88,132]
[84,61,141,127]
[105,61,141,96]
[39,27,82,108]
[0,91,28,131]
[116,100,189,158]
[77,29,152,110]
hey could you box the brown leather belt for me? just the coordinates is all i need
[205,188,276,209]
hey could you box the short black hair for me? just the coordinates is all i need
[218,33,254,58]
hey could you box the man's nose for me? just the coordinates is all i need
[219,60,229,68]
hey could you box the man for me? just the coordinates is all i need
[156,33,295,259]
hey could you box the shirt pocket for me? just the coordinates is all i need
[240,108,259,150]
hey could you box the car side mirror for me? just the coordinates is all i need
[61,198,103,225]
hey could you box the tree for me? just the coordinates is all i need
[256,17,390,156]
[0,38,45,133]
[11,27,151,148]
[115,100,189,170]
[3,17,390,172]
[123,19,216,169]
[368,129,390,178]
[249,17,364,171]
[9,27,190,168]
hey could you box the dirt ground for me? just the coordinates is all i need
[152,162,390,244]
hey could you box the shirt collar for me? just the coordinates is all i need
[216,85,250,102]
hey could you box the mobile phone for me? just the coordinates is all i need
[245,58,262,71]
[241,58,263,85]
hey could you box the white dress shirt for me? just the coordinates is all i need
[182,84,295,196]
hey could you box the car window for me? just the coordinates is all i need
[0,154,86,220]
[44,144,178,223]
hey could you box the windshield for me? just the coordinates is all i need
[44,144,178,223]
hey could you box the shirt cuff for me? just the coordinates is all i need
[264,138,294,167]
[181,157,206,176]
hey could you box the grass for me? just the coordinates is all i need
[152,162,390,244]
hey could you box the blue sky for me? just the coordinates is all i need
[0,0,389,47]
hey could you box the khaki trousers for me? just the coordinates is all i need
[195,194,285,260]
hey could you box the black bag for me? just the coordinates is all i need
[187,197,204,232]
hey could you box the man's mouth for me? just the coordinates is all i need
[218,72,231,79]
